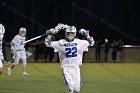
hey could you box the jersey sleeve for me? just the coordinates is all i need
[81,40,90,52]
[11,35,19,45]
[50,41,61,52]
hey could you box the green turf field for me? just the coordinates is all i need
[0,63,140,93]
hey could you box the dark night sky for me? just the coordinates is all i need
[0,0,140,44]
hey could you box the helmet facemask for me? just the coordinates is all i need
[65,26,76,41]
[66,32,76,40]
[19,27,26,37]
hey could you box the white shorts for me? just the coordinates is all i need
[62,67,81,88]
[15,50,26,59]
[0,60,3,67]
[14,50,27,65]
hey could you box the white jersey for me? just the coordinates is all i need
[0,41,3,55]
[11,35,26,51]
[50,38,89,68]
[0,41,3,67]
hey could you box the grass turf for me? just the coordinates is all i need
[0,63,140,93]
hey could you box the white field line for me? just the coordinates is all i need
[93,78,140,84]
[86,78,140,87]
[87,79,140,87]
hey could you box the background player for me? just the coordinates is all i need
[7,27,29,76]
[0,23,5,75]
[45,25,94,93]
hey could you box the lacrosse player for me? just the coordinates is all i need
[0,23,5,75]
[7,27,30,76]
[45,24,94,93]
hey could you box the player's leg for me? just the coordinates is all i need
[7,51,20,76]
[21,51,29,76]
[26,51,32,58]
[73,67,81,93]
[67,84,74,93]
[7,57,20,76]
[22,58,29,76]
[0,60,3,75]
[0,67,3,75]
[62,67,74,93]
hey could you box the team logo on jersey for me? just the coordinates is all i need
[64,43,77,47]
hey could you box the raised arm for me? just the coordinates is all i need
[79,29,95,46]
[45,23,68,47]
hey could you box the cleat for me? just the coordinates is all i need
[7,68,12,76]
[23,72,30,76]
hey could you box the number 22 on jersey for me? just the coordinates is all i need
[65,47,77,58]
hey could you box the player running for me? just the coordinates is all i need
[45,24,94,93]
[7,27,30,76]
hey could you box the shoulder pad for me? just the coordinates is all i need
[59,39,66,46]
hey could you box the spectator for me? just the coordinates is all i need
[111,40,117,63]
[117,39,124,62]
[95,38,102,62]
[34,40,41,62]
[40,39,46,61]
[103,39,110,62]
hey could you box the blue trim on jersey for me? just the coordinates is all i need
[65,38,74,42]
[0,41,2,50]
[80,75,83,87]
[61,68,68,85]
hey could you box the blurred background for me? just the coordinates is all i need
[0,0,140,62]
[0,0,140,44]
